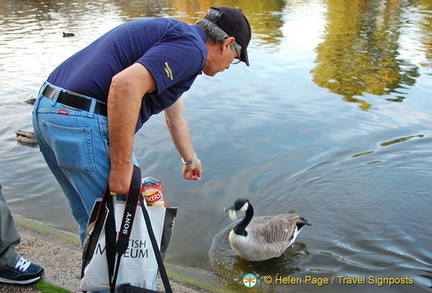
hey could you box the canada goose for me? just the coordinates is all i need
[225,198,310,261]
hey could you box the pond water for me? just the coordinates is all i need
[1,0,431,292]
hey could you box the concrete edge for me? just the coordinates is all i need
[11,215,220,293]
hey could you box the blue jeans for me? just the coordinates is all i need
[33,82,111,244]
[32,82,141,293]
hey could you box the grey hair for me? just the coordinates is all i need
[197,9,242,51]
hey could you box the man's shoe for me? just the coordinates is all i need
[0,257,44,285]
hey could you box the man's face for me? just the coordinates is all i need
[203,37,240,76]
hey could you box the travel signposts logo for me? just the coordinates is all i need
[243,273,258,288]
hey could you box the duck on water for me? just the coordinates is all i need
[225,198,310,261]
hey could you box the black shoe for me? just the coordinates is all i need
[0,257,44,285]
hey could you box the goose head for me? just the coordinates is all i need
[225,198,254,237]
[225,198,250,220]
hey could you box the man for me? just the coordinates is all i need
[33,6,250,292]
[33,6,250,244]
[0,182,44,285]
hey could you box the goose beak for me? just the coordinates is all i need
[228,209,237,220]
[225,206,238,221]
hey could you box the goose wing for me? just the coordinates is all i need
[240,213,301,259]
[249,213,300,245]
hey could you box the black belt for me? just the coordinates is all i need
[43,85,107,116]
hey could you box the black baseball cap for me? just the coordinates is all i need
[204,7,252,66]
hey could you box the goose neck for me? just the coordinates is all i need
[233,203,254,237]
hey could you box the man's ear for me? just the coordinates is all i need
[222,36,236,52]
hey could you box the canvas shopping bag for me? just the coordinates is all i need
[117,196,175,293]
[80,165,177,292]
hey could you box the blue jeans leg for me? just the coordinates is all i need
[32,85,151,293]
[32,93,110,243]
[33,94,111,293]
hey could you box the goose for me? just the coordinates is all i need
[63,32,75,37]
[225,198,310,261]
[16,130,38,145]
[25,98,36,105]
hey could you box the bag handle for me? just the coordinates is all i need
[116,165,141,255]
[106,165,142,293]
[139,196,173,293]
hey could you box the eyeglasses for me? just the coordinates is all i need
[232,49,241,65]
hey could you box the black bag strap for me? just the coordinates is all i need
[82,193,114,293]
[105,192,116,291]
[139,196,172,293]
[116,165,141,255]
[106,165,142,293]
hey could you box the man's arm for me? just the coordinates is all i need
[164,98,202,180]
[108,63,157,194]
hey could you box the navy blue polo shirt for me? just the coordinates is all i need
[47,18,207,131]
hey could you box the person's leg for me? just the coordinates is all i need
[0,183,44,284]
[0,183,21,271]
[33,91,111,244]
[33,84,144,293]
[33,89,112,293]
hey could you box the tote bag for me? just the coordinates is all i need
[80,166,176,291]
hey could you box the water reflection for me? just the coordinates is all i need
[380,134,424,146]
[311,0,424,110]
[352,134,424,159]
[111,0,287,45]
[113,0,174,19]
[416,0,432,72]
